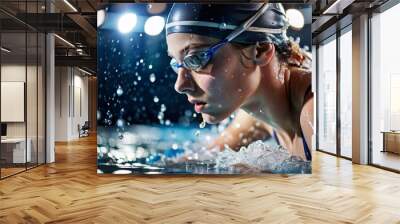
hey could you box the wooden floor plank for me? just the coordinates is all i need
[0,135,400,223]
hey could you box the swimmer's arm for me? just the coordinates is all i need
[209,109,273,151]
[300,97,314,151]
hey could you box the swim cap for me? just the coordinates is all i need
[166,3,289,46]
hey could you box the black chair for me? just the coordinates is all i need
[78,121,90,138]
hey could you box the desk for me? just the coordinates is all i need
[381,131,400,154]
[1,138,31,163]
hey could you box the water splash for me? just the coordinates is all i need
[199,120,206,129]
[215,140,310,173]
[98,126,310,174]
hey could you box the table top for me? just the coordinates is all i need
[1,138,29,143]
[381,131,400,134]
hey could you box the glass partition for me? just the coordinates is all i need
[0,0,46,179]
[317,36,337,155]
[1,31,28,177]
[370,3,400,171]
[339,28,352,158]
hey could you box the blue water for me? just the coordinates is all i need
[97,125,311,174]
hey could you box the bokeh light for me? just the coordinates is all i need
[286,9,304,29]
[144,16,165,36]
[118,13,137,34]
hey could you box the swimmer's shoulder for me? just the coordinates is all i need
[288,66,312,113]
[289,66,311,78]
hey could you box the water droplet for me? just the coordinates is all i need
[160,104,166,112]
[199,120,206,129]
[140,59,144,63]
[116,86,123,96]
[149,73,156,82]
[153,96,159,103]
[148,64,153,69]
[117,119,124,127]
[195,130,200,136]
[219,22,227,30]
[185,110,192,117]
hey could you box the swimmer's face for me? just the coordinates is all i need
[167,33,261,124]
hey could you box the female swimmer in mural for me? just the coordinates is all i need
[165,3,313,161]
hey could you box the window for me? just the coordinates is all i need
[339,28,352,158]
[317,36,337,154]
[370,2,400,171]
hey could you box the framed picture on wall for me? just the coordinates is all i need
[97,2,313,175]
[1,81,25,123]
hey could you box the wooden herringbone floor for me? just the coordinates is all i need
[1,135,400,224]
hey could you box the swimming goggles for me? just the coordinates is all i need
[170,3,270,74]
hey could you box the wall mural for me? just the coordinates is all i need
[97,3,313,174]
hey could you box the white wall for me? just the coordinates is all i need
[1,65,26,139]
[55,66,69,141]
[1,65,42,137]
[54,66,89,141]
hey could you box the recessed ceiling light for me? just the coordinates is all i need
[1,47,11,53]
[54,34,75,48]
[63,0,78,12]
